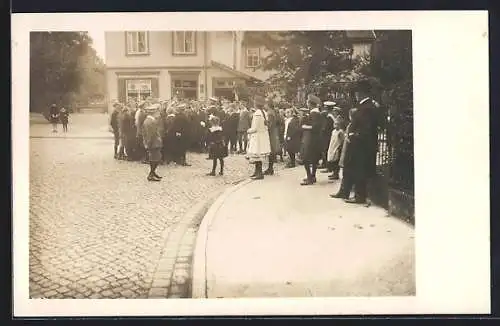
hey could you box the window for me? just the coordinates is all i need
[172,78,198,100]
[246,47,260,68]
[126,79,152,102]
[126,32,149,55]
[173,32,196,54]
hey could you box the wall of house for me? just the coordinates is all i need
[105,31,207,68]
[209,32,235,68]
[239,45,274,81]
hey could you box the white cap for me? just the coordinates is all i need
[323,101,336,106]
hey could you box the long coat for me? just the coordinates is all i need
[284,116,301,154]
[246,108,271,163]
[357,97,381,178]
[169,111,190,152]
[339,113,369,177]
[142,116,163,150]
[266,109,281,154]
[300,110,323,163]
[118,109,134,144]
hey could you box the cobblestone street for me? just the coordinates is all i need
[29,114,278,299]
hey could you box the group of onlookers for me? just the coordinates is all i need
[244,79,382,205]
[109,78,382,205]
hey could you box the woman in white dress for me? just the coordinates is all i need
[246,95,271,180]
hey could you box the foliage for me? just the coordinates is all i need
[30,32,106,115]
[257,31,355,100]
[368,30,414,192]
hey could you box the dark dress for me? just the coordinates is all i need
[285,116,301,154]
[49,105,59,124]
[206,126,228,159]
[300,111,323,163]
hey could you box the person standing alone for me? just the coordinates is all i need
[142,104,164,182]
[206,116,228,176]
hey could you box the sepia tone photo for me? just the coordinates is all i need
[28,28,415,300]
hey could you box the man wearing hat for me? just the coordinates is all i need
[341,79,381,204]
[118,102,136,160]
[299,94,324,185]
[170,103,191,166]
[142,104,164,181]
[319,100,337,172]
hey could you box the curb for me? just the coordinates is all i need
[147,178,250,299]
[190,178,254,299]
[147,192,218,298]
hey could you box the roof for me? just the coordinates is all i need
[345,30,377,40]
[210,60,264,82]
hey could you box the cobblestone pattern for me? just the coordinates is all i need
[29,116,287,299]
[148,193,221,299]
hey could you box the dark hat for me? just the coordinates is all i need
[254,95,266,107]
[307,94,321,105]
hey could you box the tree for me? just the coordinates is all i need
[255,31,355,100]
[367,30,414,193]
[30,32,106,116]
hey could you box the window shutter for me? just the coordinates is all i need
[151,78,159,98]
[118,79,126,103]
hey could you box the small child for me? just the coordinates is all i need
[326,118,345,180]
[206,116,228,176]
[59,107,69,132]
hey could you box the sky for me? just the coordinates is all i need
[87,31,106,62]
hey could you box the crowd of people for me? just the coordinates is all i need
[109,79,381,205]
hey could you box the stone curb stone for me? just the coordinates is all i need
[190,178,254,299]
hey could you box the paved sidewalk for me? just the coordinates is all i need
[193,167,415,298]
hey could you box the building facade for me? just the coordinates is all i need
[105,31,275,111]
[105,30,376,111]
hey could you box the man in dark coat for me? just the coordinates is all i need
[110,102,123,159]
[135,102,148,164]
[162,108,176,164]
[346,80,381,204]
[118,104,135,160]
[331,80,381,204]
[170,103,191,166]
[319,101,337,172]
[300,95,324,185]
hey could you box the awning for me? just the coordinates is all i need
[210,60,264,82]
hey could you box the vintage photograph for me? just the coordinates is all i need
[28,29,415,300]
